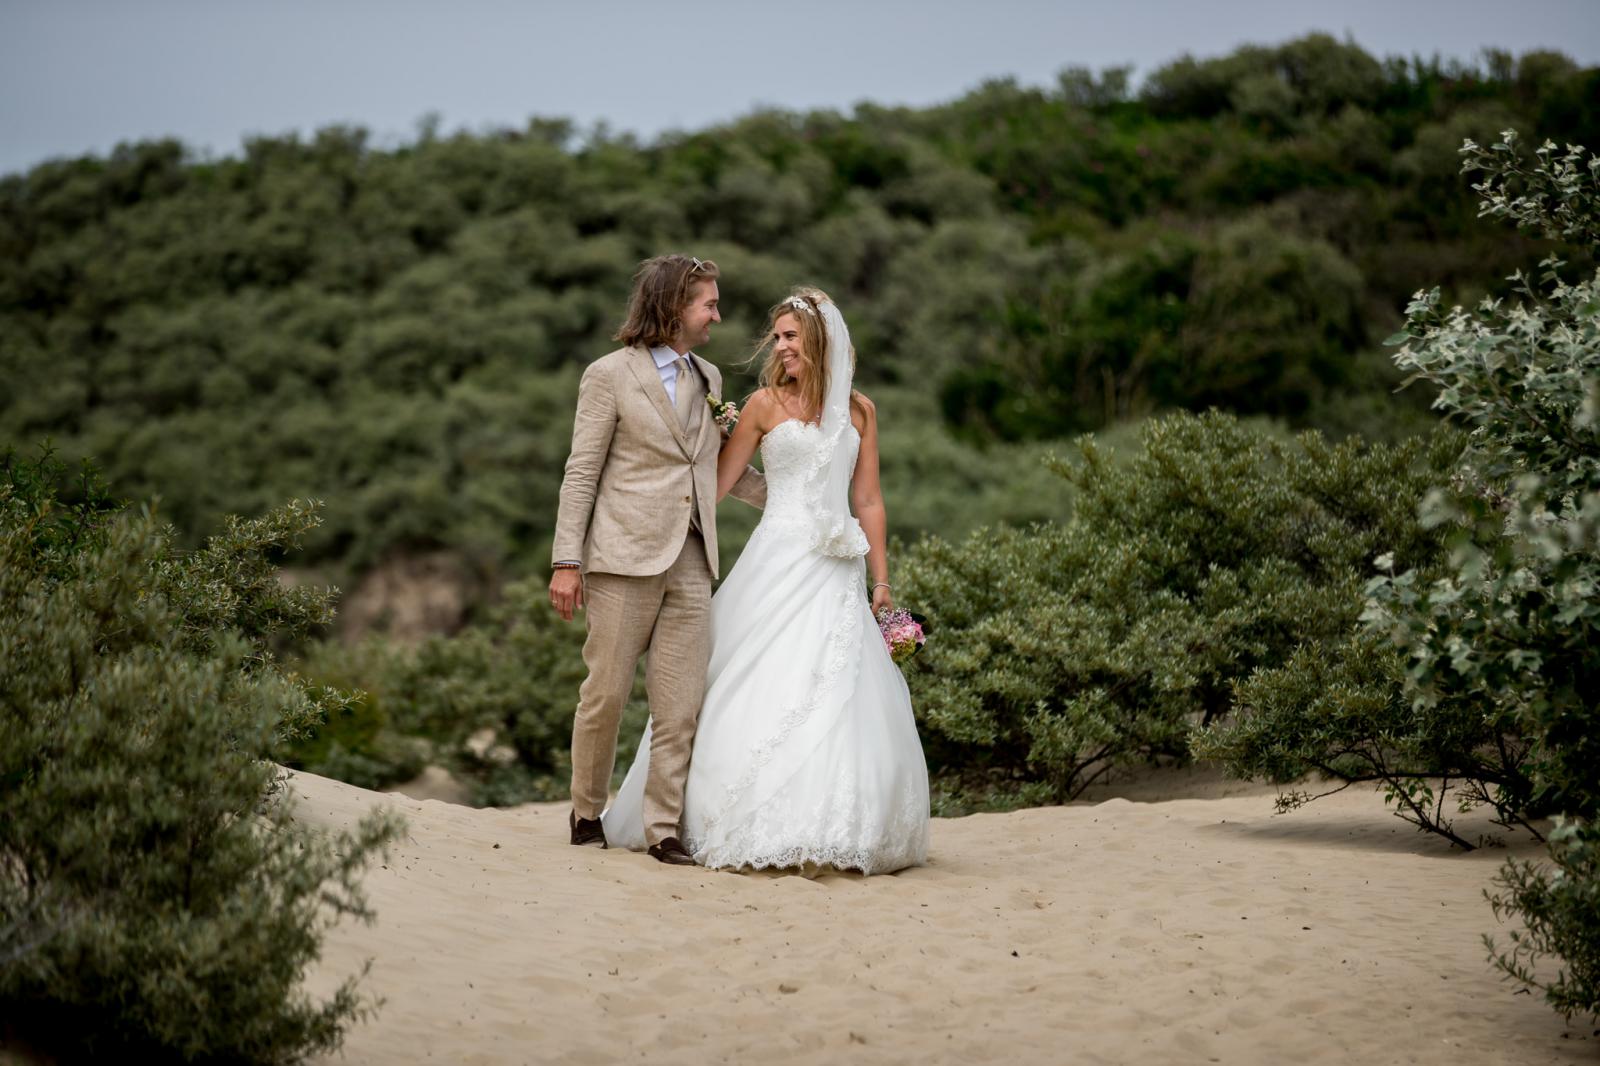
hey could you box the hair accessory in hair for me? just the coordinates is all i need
[788,295,815,314]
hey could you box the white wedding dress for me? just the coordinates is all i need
[602,301,930,875]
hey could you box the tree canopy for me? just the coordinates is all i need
[2,36,1594,596]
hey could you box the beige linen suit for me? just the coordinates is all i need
[553,345,765,845]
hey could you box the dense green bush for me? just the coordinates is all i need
[276,636,430,792]
[896,411,1460,809]
[1384,132,1596,1019]
[1488,818,1600,1022]
[946,214,1373,437]
[1200,130,1597,1020]
[1168,133,1600,831]
[1192,623,1538,848]
[2,39,1592,613]
[0,449,401,1063]
[288,575,648,807]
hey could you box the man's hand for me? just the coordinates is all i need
[550,569,584,621]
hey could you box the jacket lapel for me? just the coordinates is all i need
[625,347,693,457]
[688,353,718,458]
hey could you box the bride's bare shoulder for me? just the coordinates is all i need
[745,386,780,407]
[742,387,784,431]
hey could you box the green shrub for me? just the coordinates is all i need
[1193,623,1537,849]
[279,638,429,792]
[4,40,1591,599]
[942,214,1371,440]
[291,576,649,807]
[897,411,1459,808]
[389,588,606,806]
[1376,132,1596,1018]
[0,448,402,1063]
[1487,818,1600,1021]
[1201,130,1597,1021]
[1372,135,1599,823]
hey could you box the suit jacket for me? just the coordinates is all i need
[552,345,766,578]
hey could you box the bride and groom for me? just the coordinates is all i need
[548,253,930,874]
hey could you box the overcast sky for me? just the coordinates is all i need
[2,0,1596,177]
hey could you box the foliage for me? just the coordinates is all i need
[276,635,430,792]
[947,215,1372,437]
[1487,818,1600,1022]
[1194,132,1599,848]
[0,443,121,574]
[897,411,1460,804]
[1,40,1593,607]
[1373,135,1599,834]
[1378,130,1596,1017]
[0,448,402,1063]
[1394,134,1599,825]
[1199,128,1597,1020]
[1192,624,1538,849]
[287,576,651,807]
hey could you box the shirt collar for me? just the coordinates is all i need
[649,345,692,370]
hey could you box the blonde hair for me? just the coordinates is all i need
[615,254,719,349]
[752,287,860,423]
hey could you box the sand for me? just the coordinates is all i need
[289,769,1596,1066]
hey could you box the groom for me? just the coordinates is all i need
[549,254,765,865]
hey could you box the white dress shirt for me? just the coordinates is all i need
[649,345,695,405]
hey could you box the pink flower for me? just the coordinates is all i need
[707,394,740,432]
[876,607,929,665]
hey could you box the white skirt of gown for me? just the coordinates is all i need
[601,429,930,874]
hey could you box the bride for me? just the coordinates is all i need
[602,288,930,874]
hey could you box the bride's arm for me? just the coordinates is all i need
[716,390,774,501]
[849,394,892,613]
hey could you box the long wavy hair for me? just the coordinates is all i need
[752,287,859,424]
[615,254,719,349]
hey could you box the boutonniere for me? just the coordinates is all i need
[706,393,740,433]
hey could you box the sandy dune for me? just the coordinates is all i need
[290,769,1595,1065]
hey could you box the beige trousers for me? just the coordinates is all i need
[569,530,711,846]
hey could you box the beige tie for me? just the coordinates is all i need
[673,357,695,430]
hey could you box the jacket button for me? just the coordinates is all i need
[683,496,691,503]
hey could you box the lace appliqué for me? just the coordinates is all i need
[689,581,860,863]
[674,397,928,877]
[687,587,929,876]
[755,419,869,559]
[703,775,929,876]
[805,399,871,559]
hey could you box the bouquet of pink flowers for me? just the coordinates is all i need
[876,607,929,665]
[707,394,739,434]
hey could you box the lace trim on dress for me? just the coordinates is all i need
[689,580,863,866]
[760,419,869,559]
[702,774,930,876]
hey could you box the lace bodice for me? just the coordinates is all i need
[756,419,869,557]
[760,419,855,501]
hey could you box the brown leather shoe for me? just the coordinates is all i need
[647,837,696,865]
[570,810,607,848]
